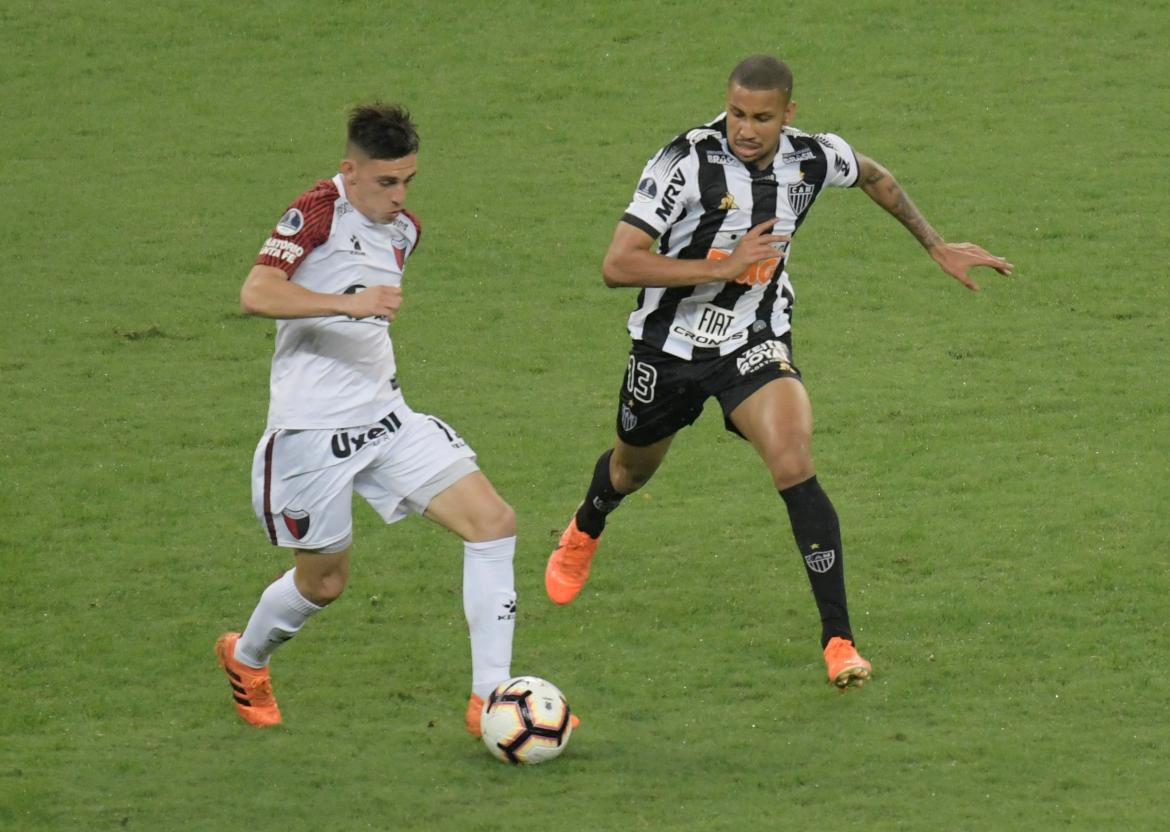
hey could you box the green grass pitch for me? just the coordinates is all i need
[2,1,1168,829]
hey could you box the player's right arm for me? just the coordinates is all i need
[239,266,402,320]
[601,220,788,288]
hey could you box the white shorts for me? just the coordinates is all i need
[251,405,478,552]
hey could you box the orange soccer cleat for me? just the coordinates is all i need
[215,632,282,727]
[545,516,600,605]
[466,693,485,737]
[823,637,872,689]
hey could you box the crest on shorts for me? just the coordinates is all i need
[788,181,816,215]
[620,402,638,432]
[282,509,311,540]
[804,547,836,574]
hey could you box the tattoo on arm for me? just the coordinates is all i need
[859,158,943,250]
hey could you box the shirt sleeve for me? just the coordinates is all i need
[254,181,336,277]
[813,132,861,188]
[401,210,421,256]
[620,138,698,240]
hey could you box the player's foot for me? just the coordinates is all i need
[467,691,581,736]
[215,632,282,726]
[466,693,485,737]
[545,517,600,605]
[823,636,872,689]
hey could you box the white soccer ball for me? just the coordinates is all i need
[480,676,573,764]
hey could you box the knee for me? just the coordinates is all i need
[765,436,815,491]
[296,568,348,606]
[467,499,516,542]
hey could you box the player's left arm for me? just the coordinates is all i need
[855,153,1014,291]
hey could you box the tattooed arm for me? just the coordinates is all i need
[856,153,1013,291]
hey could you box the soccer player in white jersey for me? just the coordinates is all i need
[215,104,517,734]
[546,56,1014,688]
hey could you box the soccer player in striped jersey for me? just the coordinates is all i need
[214,104,518,733]
[545,55,1013,688]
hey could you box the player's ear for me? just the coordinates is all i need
[784,99,797,125]
[340,158,356,177]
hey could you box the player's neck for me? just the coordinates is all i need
[750,149,778,171]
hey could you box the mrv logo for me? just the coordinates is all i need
[654,168,687,223]
[331,412,403,459]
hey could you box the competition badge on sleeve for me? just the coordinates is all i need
[275,208,305,236]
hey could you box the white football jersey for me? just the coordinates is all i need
[254,174,421,429]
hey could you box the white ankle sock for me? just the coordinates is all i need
[235,569,323,668]
[463,536,516,699]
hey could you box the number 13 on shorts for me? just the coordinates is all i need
[625,356,658,404]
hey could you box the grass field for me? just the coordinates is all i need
[2,1,1168,829]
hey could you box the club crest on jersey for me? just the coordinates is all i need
[281,509,310,540]
[275,208,305,236]
[635,176,658,202]
[788,181,816,215]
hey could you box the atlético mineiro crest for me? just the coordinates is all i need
[804,548,836,574]
[788,181,815,216]
[282,509,310,540]
[620,402,638,432]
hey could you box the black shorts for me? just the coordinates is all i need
[616,333,802,447]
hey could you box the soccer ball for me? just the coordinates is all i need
[480,676,573,764]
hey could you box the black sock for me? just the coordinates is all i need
[778,476,854,648]
[574,449,626,538]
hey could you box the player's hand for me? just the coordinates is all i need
[708,220,790,283]
[929,242,1014,292]
[343,285,403,320]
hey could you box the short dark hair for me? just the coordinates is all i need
[347,103,419,160]
[728,55,794,96]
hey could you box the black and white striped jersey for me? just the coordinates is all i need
[620,115,859,360]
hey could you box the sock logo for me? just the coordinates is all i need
[265,629,296,647]
[498,598,517,621]
[804,548,836,574]
[282,509,310,540]
[592,495,623,513]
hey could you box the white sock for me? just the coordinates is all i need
[463,536,516,699]
[235,568,323,668]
